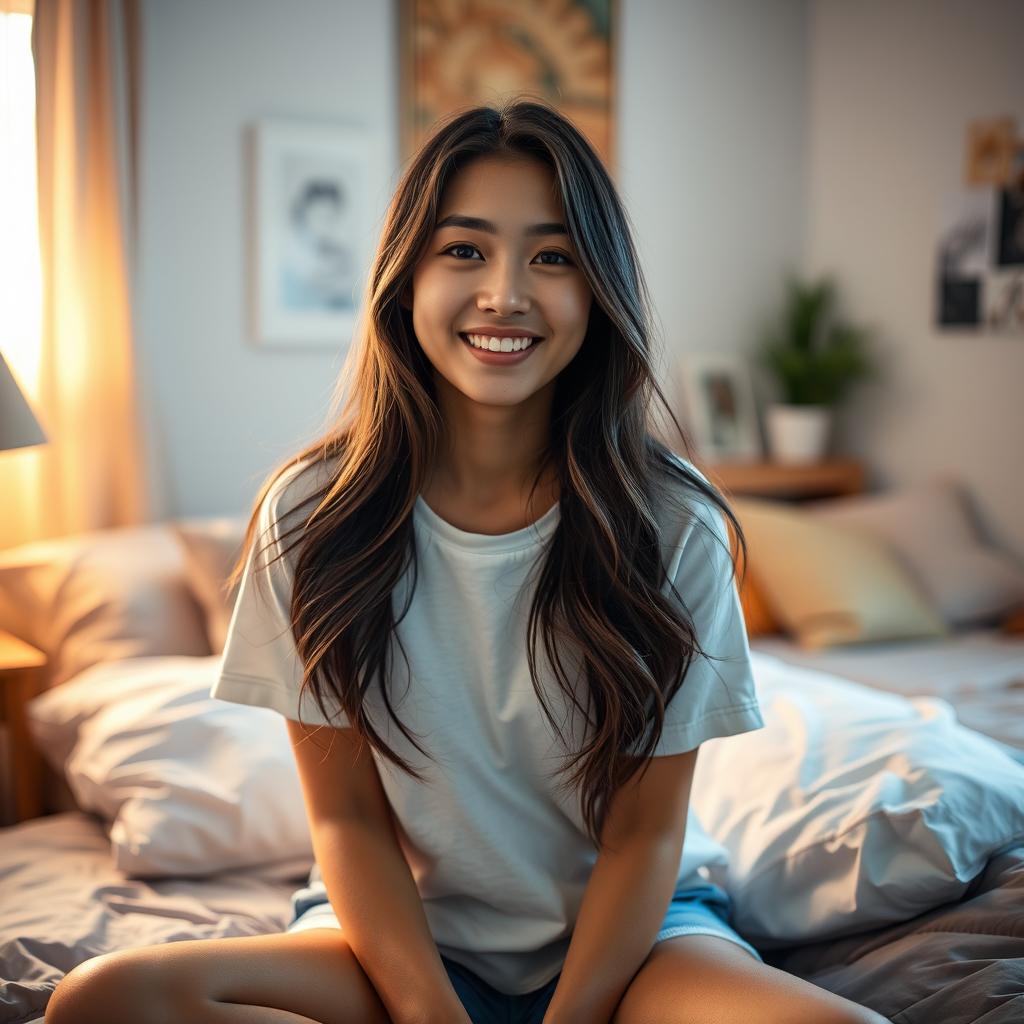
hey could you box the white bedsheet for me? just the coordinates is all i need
[0,812,299,1024]
[750,628,1024,762]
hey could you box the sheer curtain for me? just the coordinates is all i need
[0,0,150,548]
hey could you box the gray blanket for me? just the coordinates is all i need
[2,813,1022,1024]
[763,843,1024,1023]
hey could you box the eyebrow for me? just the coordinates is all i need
[434,213,568,237]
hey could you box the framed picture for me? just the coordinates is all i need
[679,352,763,462]
[250,119,373,347]
[397,0,617,174]
[964,117,1017,187]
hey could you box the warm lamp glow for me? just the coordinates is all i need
[0,8,43,402]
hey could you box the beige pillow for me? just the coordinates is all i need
[807,479,1024,628]
[732,498,948,649]
[0,525,211,689]
[723,515,782,637]
[171,517,247,654]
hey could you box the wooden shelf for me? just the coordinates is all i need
[697,458,866,501]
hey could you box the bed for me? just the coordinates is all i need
[750,628,1024,767]
[1,479,1023,1024]
[744,634,1024,1021]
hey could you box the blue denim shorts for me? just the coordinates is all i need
[287,878,762,1024]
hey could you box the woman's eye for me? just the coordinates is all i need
[443,243,480,260]
[535,251,572,266]
[441,244,572,266]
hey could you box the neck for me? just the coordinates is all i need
[425,378,558,516]
[428,380,557,507]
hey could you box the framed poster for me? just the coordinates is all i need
[397,0,617,175]
[679,352,763,463]
[250,119,373,347]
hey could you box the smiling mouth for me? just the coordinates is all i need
[459,333,544,352]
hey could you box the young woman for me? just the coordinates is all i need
[46,100,887,1024]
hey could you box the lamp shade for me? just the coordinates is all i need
[0,350,48,452]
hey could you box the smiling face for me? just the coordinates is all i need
[407,154,593,409]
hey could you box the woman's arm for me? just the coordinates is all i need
[543,747,701,1024]
[286,720,472,1024]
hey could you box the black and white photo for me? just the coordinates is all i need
[252,119,373,347]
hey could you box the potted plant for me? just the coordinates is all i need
[754,274,877,464]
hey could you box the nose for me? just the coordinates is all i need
[477,256,531,317]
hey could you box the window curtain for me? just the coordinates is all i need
[0,0,151,548]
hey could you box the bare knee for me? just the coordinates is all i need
[849,1011,889,1024]
[45,950,190,1024]
[812,1005,889,1024]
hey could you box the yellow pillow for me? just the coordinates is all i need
[723,515,782,637]
[732,498,948,650]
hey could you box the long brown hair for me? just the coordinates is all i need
[226,97,749,850]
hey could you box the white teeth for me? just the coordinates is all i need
[465,333,535,353]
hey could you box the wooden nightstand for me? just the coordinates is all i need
[0,629,48,826]
[698,458,866,501]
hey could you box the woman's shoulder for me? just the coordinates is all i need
[253,451,343,564]
[261,451,341,527]
[651,449,730,551]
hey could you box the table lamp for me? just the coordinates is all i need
[0,350,47,452]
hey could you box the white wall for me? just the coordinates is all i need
[618,0,808,441]
[137,0,809,516]
[804,0,1024,558]
[138,0,398,516]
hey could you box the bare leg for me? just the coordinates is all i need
[199,1007,323,1024]
[44,930,395,1024]
[197,1002,323,1024]
[612,935,888,1024]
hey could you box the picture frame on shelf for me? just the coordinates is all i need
[250,119,373,348]
[679,351,763,462]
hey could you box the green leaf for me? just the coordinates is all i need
[753,274,877,406]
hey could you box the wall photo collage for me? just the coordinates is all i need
[937,116,1024,334]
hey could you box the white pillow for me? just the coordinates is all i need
[691,651,1024,948]
[26,655,313,880]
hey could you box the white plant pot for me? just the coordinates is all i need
[765,404,832,464]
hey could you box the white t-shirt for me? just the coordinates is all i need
[211,452,764,994]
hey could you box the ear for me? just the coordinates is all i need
[399,283,413,311]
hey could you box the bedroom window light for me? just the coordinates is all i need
[0,0,42,400]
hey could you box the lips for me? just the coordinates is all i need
[458,332,545,347]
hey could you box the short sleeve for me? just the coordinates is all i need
[631,468,764,757]
[210,467,350,729]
